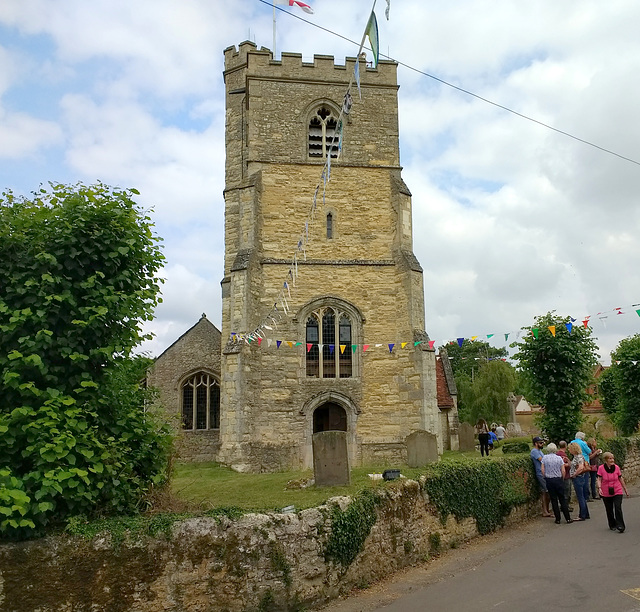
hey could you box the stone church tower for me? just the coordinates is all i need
[219,41,447,472]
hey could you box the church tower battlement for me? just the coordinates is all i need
[219,41,451,472]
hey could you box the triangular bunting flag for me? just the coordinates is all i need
[363,344,370,352]
[329,344,335,354]
[532,329,539,339]
[457,338,464,347]
[401,342,407,349]
[365,10,379,68]
[565,323,572,334]
[487,334,494,339]
[307,343,313,352]
[388,343,395,353]
[267,339,273,347]
[287,341,294,348]
[505,333,510,341]
[428,340,435,349]
[636,309,640,317]
[352,344,357,354]
[548,325,556,337]
[582,319,589,328]
[471,336,478,341]
[340,344,346,354]
[294,342,302,347]
[276,340,282,348]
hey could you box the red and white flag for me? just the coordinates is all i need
[275,0,314,14]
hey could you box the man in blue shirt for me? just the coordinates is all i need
[531,436,551,517]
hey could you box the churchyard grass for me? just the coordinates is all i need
[171,462,426,512]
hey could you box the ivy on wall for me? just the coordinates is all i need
[423,456,537,535]
[324,488,380,567]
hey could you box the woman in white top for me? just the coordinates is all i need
[541,443,573,524]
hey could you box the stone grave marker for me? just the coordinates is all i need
[406,430,438,467]
[313,431,350,486]
[458,422,476,451]
[506,422,522,437]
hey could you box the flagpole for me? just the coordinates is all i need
[273,0,277,57]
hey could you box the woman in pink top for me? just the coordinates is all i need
[597,452,629,533]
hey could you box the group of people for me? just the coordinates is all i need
[530,431,629,532]
[477,423,506,457]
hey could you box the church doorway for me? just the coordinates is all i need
[313,402,347,433]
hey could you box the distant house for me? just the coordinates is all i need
[584,364,608,413]
[513,395,540,415]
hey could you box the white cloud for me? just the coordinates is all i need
[1,0,640,367]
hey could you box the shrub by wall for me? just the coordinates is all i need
[423,456,536,534]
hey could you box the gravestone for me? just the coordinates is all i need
[458,422,476,451]
[506,422,522,437]
[406,430,438,468]
[313,431,350,486]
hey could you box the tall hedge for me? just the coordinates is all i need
[0,183,171,537]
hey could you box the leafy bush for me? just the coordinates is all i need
[423,456,537,534]
[0,183,171,537]
[501,441,531,454]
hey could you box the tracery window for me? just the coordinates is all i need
[181,372,220,430]
[306,306,353,378]
[308,106,339,159]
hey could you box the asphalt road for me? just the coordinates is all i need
[322,487,640,612]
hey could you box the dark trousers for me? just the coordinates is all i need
[589,470,598,498]
[602,495,625,532]
[546,477,571,522]
[478,433,490,456]
[573,473,590,519]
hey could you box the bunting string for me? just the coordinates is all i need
[231,301,640,355]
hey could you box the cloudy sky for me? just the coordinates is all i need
[1,0,639,364]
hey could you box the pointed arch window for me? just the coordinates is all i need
[308,106,339,159]
[306,306,353,378]
[181,372,220,430]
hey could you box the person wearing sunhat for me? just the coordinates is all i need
[531,436,551,517]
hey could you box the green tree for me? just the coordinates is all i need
[440,339,508,379]
[600,334,640,435]
[456,360,516,426]
[0,182,171,536]
[512,312,598,442]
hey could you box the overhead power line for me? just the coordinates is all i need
[257,0,640,168]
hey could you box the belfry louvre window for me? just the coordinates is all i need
[306,306,353,378]
[181,372,220,430]
[308,106,339,159]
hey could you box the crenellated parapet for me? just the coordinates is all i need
[224,41,398,88]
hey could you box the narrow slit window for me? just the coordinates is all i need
[326,213,333,239]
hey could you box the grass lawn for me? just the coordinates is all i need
[170,462,427,513]
[169,446,510,512]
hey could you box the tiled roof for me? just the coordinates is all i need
[436,357,455,409]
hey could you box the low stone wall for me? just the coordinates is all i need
[0,480,536,612]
